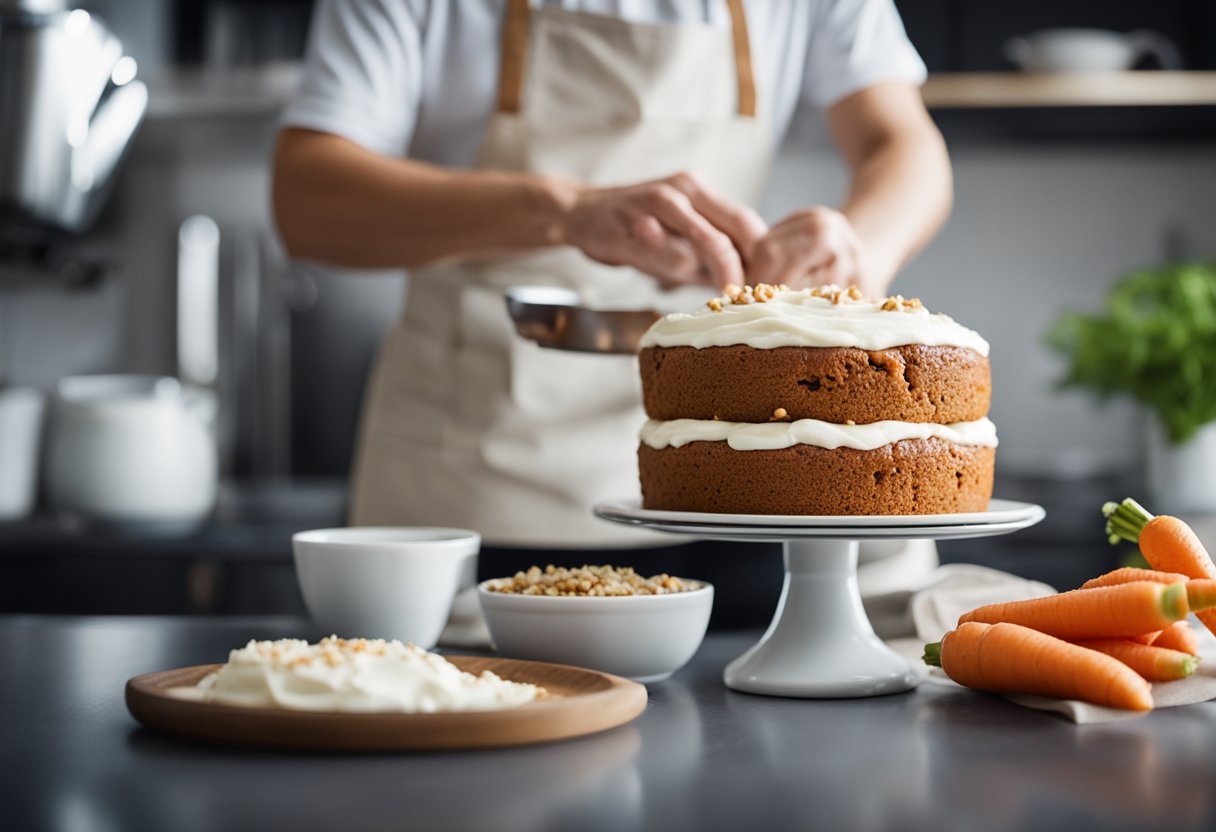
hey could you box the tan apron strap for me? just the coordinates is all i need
[497,0,532,114]
[494,0,759,117]
[724,0,757,117]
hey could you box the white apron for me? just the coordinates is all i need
[349,0,774,546]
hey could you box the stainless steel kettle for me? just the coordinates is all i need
[0,0,148,236]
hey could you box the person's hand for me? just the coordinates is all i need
[561,172,767,290]
[747,207,874,296]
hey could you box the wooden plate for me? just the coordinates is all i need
[125,656,647,752]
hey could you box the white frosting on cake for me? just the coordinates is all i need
[638,288,990,356]
[639,417,999,452]
[189,637,546,712]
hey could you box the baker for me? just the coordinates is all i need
[272,0,952,624]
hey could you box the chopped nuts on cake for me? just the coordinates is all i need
[705,283,791,311]
[880,293,924,312]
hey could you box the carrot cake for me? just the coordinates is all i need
[636,284,996,515]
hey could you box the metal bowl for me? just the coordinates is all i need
[504,286,661,355]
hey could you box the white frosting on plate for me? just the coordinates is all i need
[638,288,990,356]
[184,637,546,713]
[640,417,999,452]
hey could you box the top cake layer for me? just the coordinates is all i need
[638,284,990,356]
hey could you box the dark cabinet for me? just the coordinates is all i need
[896,0,1216,73]
[895,0,1216,140]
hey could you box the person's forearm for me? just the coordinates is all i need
[272,128,580,268]
[839,126,952,293]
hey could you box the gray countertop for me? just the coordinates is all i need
[5,615,1216,832]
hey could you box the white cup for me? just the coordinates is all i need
[292,527,481,649]
[0,388,46,520]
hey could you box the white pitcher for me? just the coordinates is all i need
[45,375,217,524]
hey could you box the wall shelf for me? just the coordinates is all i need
[923,71,1216,109]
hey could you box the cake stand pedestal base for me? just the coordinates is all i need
[724,539,919,698]
[593,498,1045,699]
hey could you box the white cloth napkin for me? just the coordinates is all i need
[882,560,1216,723]
[858,541,1056,640]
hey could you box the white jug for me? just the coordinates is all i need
[45,375,217,524]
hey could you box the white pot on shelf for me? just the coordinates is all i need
[1147,418,1216,516]
[44,375,218,525]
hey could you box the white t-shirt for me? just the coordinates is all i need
[282,0,926,164]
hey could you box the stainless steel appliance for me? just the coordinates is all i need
[0,0,148,239]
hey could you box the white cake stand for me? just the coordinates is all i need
[594,499,1045,699]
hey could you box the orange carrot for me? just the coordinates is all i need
[1081,567,1191,589]
[1186,579,1216,610]
[959,581,1189,639]
[1070,638,1199,682]
[1130,631,1162,646]
[1104,498,1216,639]
[1081,565,1216,611]
[923,622,1153,711]
[1151,621,1201,656]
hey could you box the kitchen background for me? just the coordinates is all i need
[2,0,1215,619]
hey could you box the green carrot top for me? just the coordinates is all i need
[922,642,943,667]
[1103,498,1156,546]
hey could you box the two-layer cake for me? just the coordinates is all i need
[636,284,996,515]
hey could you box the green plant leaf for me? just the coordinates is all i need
[1045,262,1216,445]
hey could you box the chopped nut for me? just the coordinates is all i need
[770,407,789,421]
[750,282,780,303]
[704,282,792,312]
[846,420,856,425]
[847,286,863,300]
[484,564,702,597]
[879,293,925,312]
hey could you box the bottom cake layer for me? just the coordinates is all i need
[638,437,995,516]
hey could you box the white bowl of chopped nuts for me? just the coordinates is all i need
[477,565,713,683]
